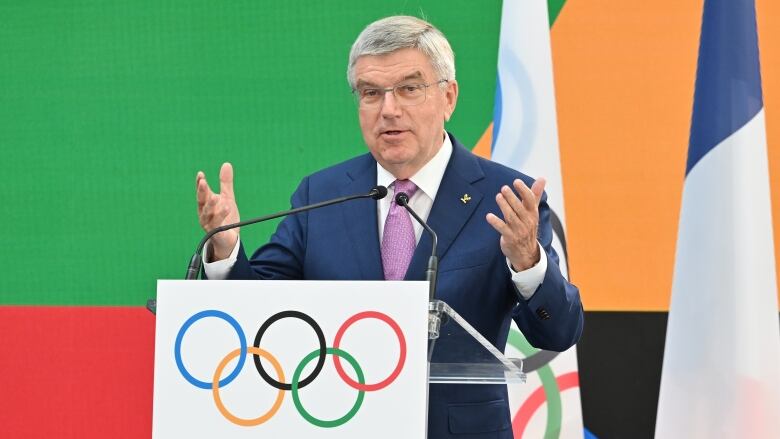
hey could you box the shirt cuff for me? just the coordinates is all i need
[202,238,240,280]
[508,241,547,300]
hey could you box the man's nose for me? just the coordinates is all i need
[380,89,403,117]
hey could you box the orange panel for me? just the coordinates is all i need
[757,0,780,310]
[473,122,493,159]
[552,0,780,310]
[551,1,703,310]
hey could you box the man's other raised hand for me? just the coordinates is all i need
[196,162,240,261]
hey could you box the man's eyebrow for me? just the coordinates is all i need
[355,79,380,88]
[355,71,425,88]
[401,71,424,82]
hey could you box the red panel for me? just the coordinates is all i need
[0,306,155,438]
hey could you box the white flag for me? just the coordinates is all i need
[491,1,584,437]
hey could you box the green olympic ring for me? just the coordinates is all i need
[291,347,365,428]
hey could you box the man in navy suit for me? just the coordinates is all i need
[195,15,583,439]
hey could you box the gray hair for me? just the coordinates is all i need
[347,16,456,89]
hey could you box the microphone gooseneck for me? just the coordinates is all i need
[395,191,438,301]
[185,185,388,280]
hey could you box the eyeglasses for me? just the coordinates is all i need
[352,79,448,108]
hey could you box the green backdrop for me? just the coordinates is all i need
[0,1,506,305]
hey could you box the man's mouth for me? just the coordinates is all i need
[381,130,407,136]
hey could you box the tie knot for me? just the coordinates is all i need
[393,179,418,199]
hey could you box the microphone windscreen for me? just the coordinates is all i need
[395,192,410,205]
[372,185,388,200]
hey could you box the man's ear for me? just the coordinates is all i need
[444,79,459,122]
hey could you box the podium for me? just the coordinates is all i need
[152,280,525,438]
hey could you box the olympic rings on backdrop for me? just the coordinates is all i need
[253,310,326,391]
[292,347,365,428]
[175,310,247,389]
[213,347,285,426]
[332,310,406,392]
[173,309,406,428]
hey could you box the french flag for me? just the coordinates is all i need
[656,0,780,437]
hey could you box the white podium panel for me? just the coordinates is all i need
[153,280,429,439]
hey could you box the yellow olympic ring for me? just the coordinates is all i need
[212,347,285,426]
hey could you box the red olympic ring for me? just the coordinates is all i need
[332,311,406,391]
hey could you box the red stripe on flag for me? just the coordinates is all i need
[0,306,154,438]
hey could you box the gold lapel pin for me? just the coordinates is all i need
[460,194,472,204]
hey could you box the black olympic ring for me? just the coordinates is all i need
[253,310,326,391]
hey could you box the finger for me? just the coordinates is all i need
[496,194,533,235]
[512,178,536,210]
[202,192,219,217]
[205,192,219,208]
[486,213,512,236]
[500,184,526,217]
[499,192,535,239]
[531,177,546,205]
[196,176,214,208]
[220,162,235,197]
[495,192,517,225]
[200,194,221,226]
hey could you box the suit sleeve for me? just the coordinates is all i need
[509,190,584,351]
[225,177,311,280]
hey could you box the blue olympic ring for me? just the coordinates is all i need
[174,310,247,389]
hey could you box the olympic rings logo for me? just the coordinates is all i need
[174,309,407,428]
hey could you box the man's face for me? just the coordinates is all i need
[353,48,458,179]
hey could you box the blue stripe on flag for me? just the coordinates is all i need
[687,0,763,174]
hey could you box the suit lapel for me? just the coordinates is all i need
[405,137,485,281]
[341,154,384,280]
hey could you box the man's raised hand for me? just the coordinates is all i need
[196,162,240,261]
[485,177,546,272]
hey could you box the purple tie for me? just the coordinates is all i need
[381,180,419,280]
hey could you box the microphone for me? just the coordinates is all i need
[394,192,438,301]
[185,185,388,280]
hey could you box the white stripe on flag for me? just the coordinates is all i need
[657,110,780,438]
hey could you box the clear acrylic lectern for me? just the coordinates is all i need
[427,300,526,384]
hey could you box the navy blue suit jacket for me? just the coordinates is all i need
[226,133,583,438]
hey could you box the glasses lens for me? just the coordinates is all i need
[394,84,426,106]
[357,88,382,106]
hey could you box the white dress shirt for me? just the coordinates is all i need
[204,133,546,299]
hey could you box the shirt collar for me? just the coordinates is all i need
[376,133,453,201]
